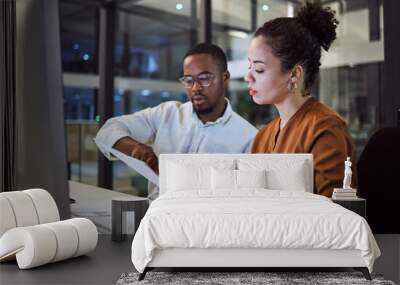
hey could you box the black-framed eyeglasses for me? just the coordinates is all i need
[178,73,216,88]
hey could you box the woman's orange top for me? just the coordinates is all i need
[251,97,357,197]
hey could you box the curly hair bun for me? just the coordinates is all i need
[297,2,339,51]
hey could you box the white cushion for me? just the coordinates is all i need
[159,154,313,195]
[0,196,17,237]
[237,169,267,189]
[0,225,58,268]
[238,159,309,191]
[67,218,98,257]
[23,189,60,223]
[211,169,236,190]
[167,163,211,191]
[42,221,79,262]
[0,189,60,238]
[211,169,267,190]
[0,191,39,227]
[166,160,235,192]
[267,163,308,191]
[0,218,98,269]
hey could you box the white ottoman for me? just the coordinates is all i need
[0,189,98,269]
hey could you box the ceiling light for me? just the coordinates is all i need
[228,30,248,39]
[141,89,151,96]
[262,4,269,11]
[176,3,183,10]
[287,3,294,17]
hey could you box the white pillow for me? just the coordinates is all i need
[266,165,307,191]
[166,160,235,192]
[167,163,209,191]
[238,159,309,192]
[237,169,267,188]
[211,169,236,190]
[211,169,267,190]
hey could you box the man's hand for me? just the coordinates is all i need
[130,143,159,174]
[113,137,159,174]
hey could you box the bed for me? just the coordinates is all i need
[131,154,380,280]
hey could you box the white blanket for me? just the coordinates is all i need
[131,190,380,273]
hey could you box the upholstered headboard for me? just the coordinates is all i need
[159,154,313,195]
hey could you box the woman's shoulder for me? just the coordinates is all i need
[305,99,347,129]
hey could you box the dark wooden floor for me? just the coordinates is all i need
[0,235,133,285]
[1,234,398,284]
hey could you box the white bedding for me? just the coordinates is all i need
[131,190,380,273]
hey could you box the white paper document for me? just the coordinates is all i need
[98,143,159,186]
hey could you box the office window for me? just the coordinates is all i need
[111,1,195,195]
[60,2,98,74]
[60,1,99,186]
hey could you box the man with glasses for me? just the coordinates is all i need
[95,43,257,199]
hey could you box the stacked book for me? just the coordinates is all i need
[332,188,358,200]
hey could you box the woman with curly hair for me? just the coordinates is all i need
[246,2,356,197]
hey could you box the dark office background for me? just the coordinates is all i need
[58,0,396,193]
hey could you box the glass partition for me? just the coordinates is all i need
[66,121,99,185]
[317,1,383,157]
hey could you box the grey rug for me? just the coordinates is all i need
[116,271,396,285]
